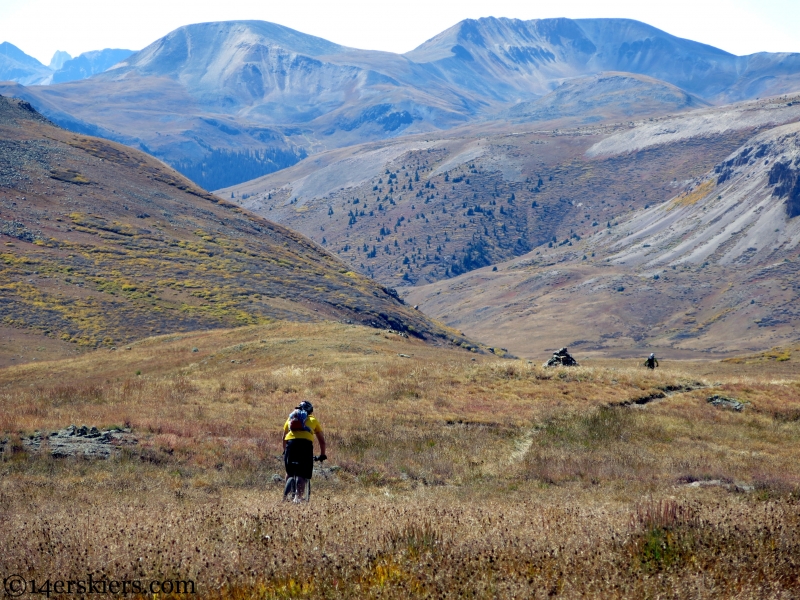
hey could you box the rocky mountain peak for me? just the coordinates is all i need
[48,50,72,70]
[116,20,344,79]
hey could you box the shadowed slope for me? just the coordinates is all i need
[506,72,708,123]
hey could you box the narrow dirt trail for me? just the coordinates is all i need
[608,382,709,407]
[502,381,711,470]
[510,431,536,463]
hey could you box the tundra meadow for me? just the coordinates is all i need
[1,322,799,598]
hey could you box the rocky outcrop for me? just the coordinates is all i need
[544,347,579,367]
[768,159,800,218]
[707,395,745,412]
[18,425,137,458]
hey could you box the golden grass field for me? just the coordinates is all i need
[1,322,799,598]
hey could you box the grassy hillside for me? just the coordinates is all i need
[1,321,799,598]
[0,96,470,366]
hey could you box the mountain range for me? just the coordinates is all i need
[0,42,134,85]
[3,16,800,359]
[4,17,800,191]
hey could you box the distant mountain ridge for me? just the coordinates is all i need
[0,42,52,85]
[52,49,135,83]
[0,42,134,85]
[405,17,800,103]
[3,17,800,190]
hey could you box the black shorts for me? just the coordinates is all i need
[284,439,313,479]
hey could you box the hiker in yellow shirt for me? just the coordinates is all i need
[282,400,326,503]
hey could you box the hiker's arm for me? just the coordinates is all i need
[316,430,327,456]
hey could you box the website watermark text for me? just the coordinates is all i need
[4,574,195,597]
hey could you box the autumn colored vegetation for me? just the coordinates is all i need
[0,95,467,367]
[1,321,799,598]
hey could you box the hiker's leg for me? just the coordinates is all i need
[283,476,295,500]
[284,440,303,500]
[294,477,307,501]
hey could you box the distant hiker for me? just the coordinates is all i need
[544,347,579,367]
[282,400,326,503]
[644,353,659,369]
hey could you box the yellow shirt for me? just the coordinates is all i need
[283,414,322,442]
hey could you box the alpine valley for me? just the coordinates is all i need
[3,16,800,358]
[3,15,800,599]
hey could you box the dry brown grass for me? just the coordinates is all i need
[1,321,799,598]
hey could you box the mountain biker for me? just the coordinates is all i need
[644,353,659,369]
[282,400,326,503]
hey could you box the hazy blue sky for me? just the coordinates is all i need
[2,0,799,65]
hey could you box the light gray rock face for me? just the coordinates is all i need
[595,120,800,269]
[48,50,72,71]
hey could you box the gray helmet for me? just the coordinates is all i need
[297,400,314,414]
[649,353,655,359]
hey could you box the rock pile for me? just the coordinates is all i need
[544,347,579,367]
[707,395,745,412]
[18,425,137,458]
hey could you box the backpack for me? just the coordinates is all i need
[288,409,311,432]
